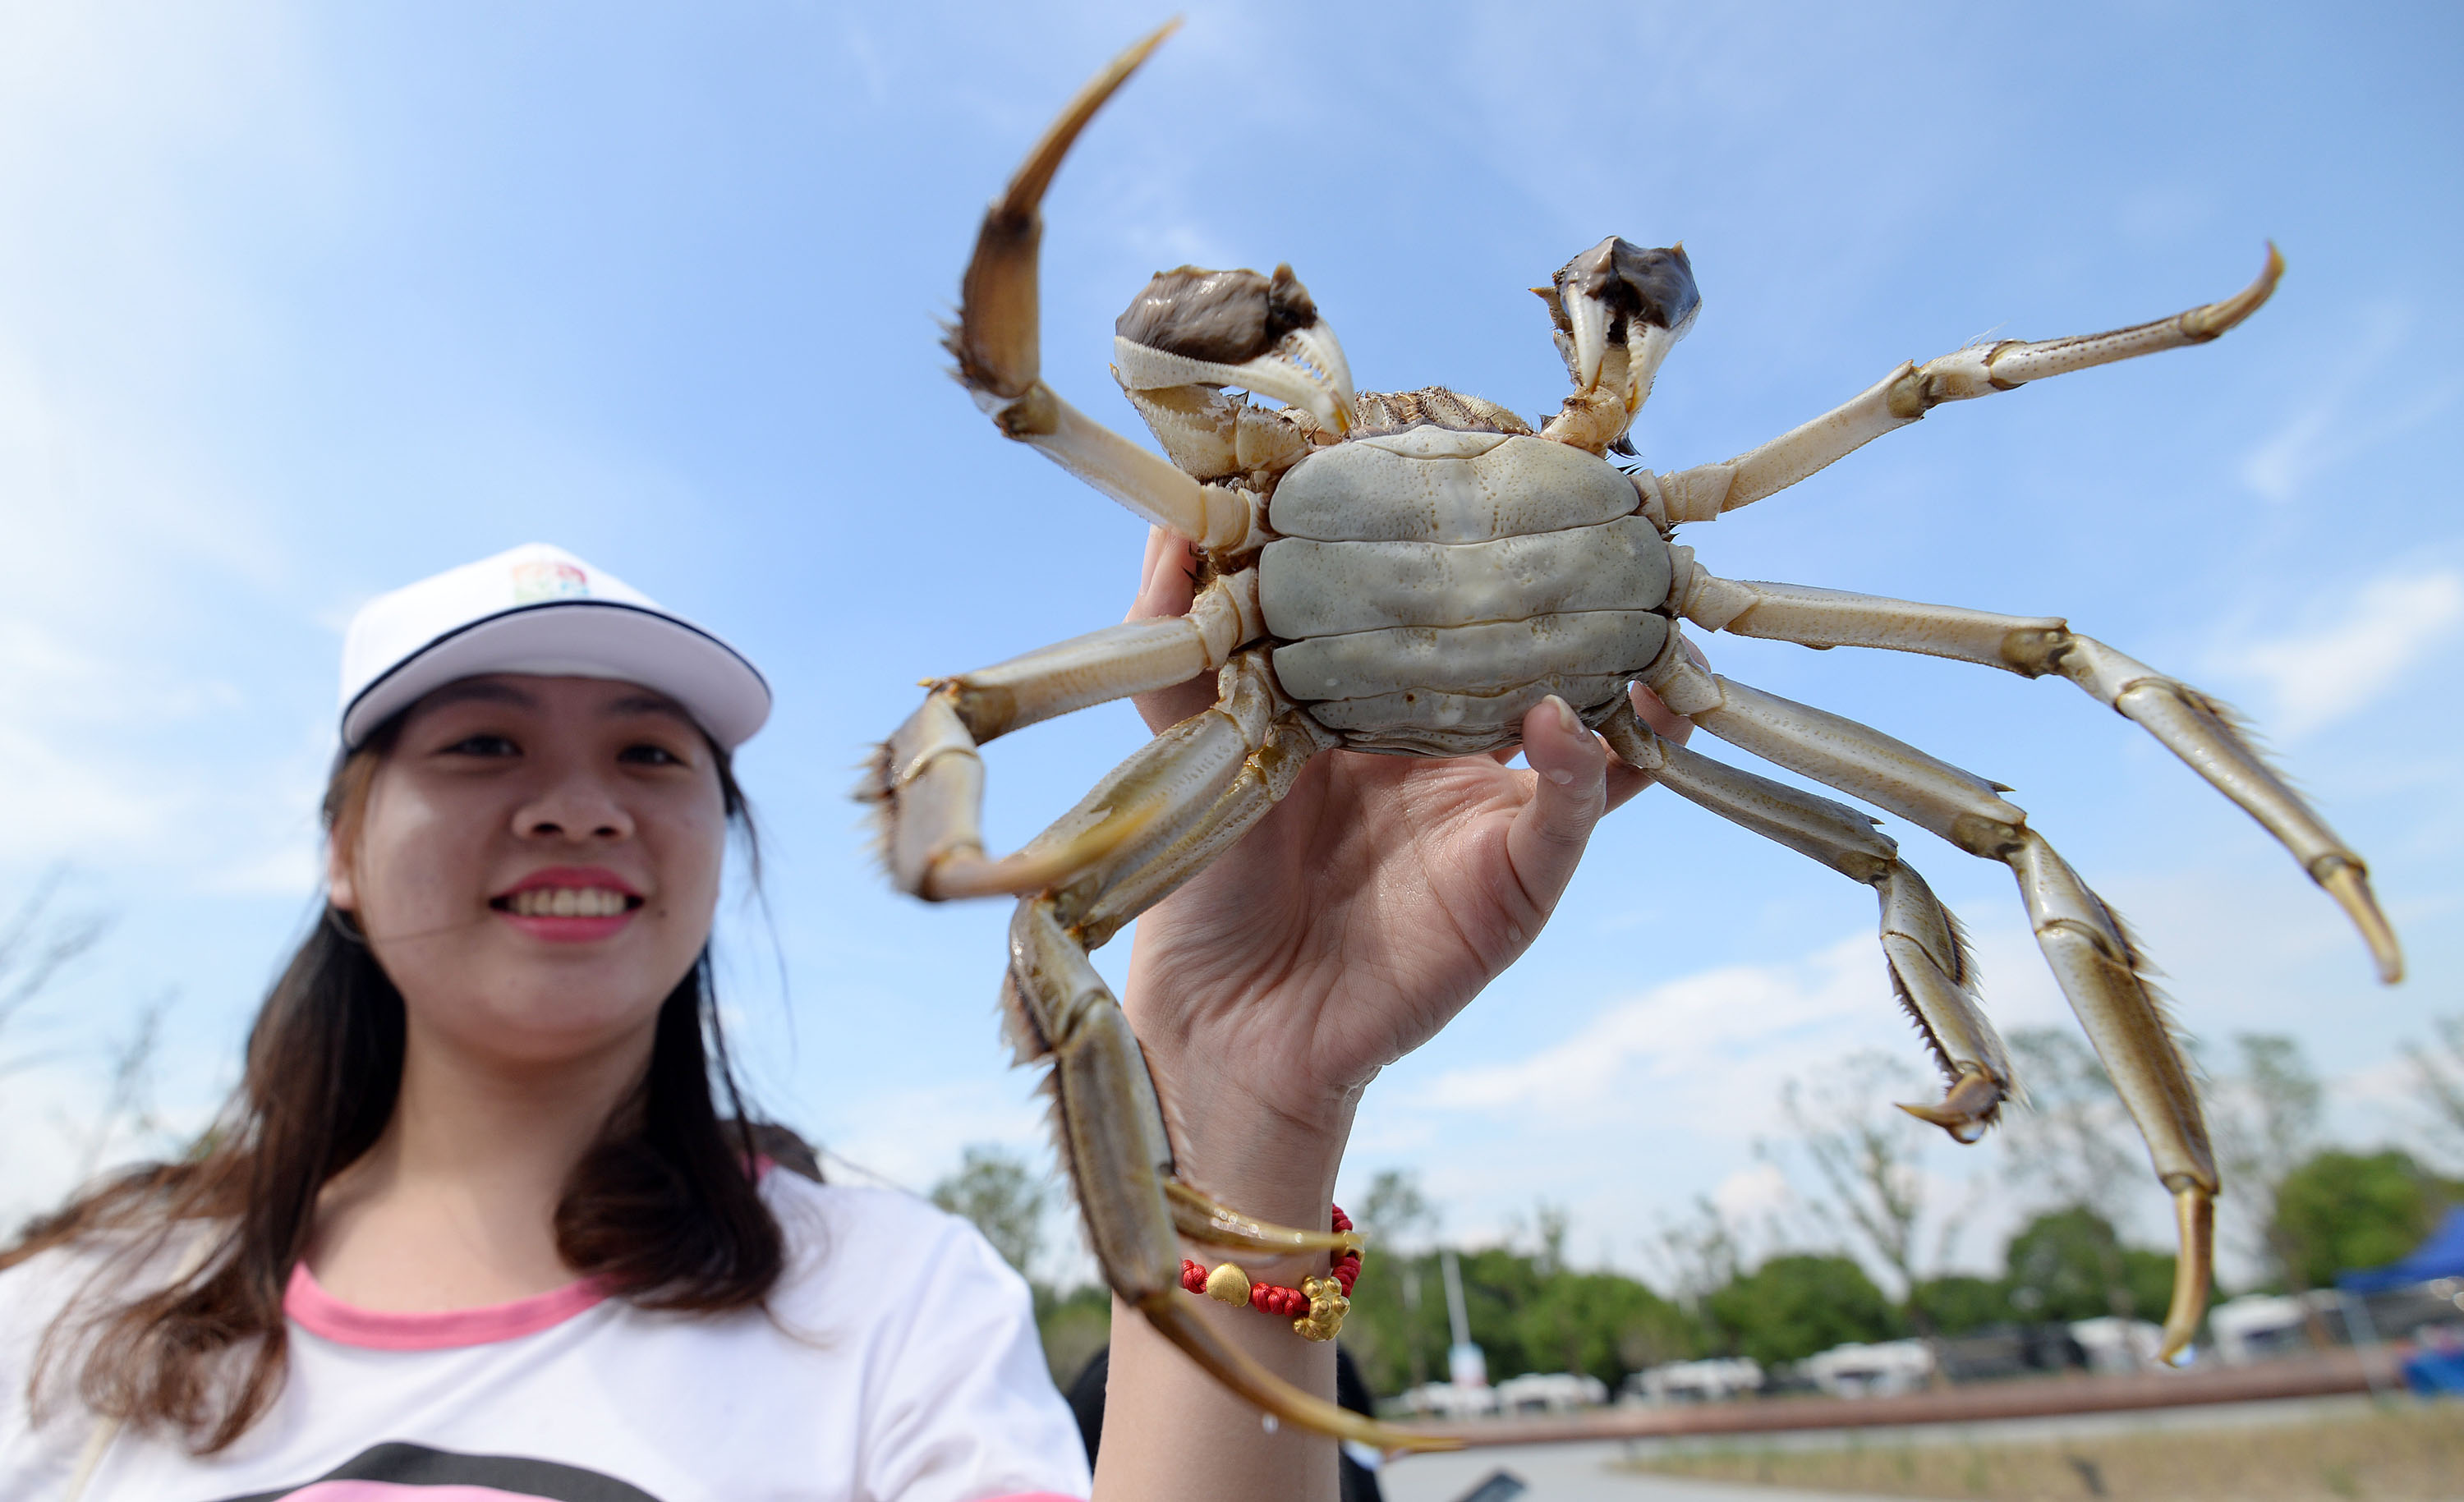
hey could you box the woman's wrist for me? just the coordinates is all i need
[1138,1039,1357,1233]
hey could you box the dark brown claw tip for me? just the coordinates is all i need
[1551,237,1702,336]
[1896,1070,2005,1144]
[2159,1184,2215,1362]
[1116,264,1323,363]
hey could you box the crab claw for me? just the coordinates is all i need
[1113,264,1357,434]
[2159,1183,2215,1362]
[1896,1068,2008,1144]
[1546,237,1700,411]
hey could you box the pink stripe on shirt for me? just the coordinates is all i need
[285,1264,608,1351]
[282,1477,535,1487]
[283,1484,1084,1501]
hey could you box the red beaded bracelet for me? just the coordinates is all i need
[1179,1204,1361,1341]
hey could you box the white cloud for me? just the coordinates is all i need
[2216,568,2464,738]
[813,1077,1051,1198]
[2240,304,2460,506]
[1712,1161,1794,1220]
[1416,933,1880,1128]
[0,725,177,853]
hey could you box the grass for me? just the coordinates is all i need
[1617,1402,2464,1500]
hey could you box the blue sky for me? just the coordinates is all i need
[2,2,2458,1291]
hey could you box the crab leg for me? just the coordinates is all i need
[990,683,1449,1450]
[1058,705,1343,951]
[1041,690,1362,1254]
[961,651,1357,1256]
[1004,899,1441,1453]
[867,573,1264,898]
[1643,248,2282,525]
[1598,700,2014,1137]
[1645,646,2217,1357]
[948,22,1289,553]
[1669,563,2401,983]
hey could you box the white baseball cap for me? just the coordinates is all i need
[338,543,771,751]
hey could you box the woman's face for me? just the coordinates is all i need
[329,674,729,1069]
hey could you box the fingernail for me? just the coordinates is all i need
[1546,767,1574,786]
[1547,695,1577,734]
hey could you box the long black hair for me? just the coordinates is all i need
[4,710,805,1452]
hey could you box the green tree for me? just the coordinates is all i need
[2204,1033,2325,1289]
[928,1144,1050,1278]
[1032,1283,1111,1388]
[1642,1197,1745,1355]
[2273,1149,2454,1289]
[2003,1208,2175,1324]
[1517,1270,1691,1389]
[1706,1255,1899,1366]
[1777,1054,1961,1312]
[1355,1169,1439,1389]
[1998,1031,2149,1324]
[1455,1245,1547,1380]
[1340,1249,1447,1398]
[1908,1274,2011,1336]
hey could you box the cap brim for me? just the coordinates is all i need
[340,602,771,751]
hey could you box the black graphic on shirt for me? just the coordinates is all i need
[208,1440,664,1501]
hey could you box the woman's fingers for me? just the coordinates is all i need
[1633,679,1694,745]
[1128,526,1193,622]
[1602,681,1695,813]
[1602,751,1654,814]
[1128,527,1220,733]
[1505,695,1611,925]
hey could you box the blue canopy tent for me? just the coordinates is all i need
[2338,1207,2464,1395]
[2337,1207,2464,1293]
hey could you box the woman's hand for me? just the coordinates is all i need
[1117,529,1693,1210]
[1096,527,1694,1502]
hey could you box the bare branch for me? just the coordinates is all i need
[2405,1014,2464,1171]
[62,989,175,1182]
[0,869,112,1034]
[1999,1027,2140,1222]
[1776,1052,1940,1301]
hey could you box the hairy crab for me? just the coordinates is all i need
[864,26,2402,1448]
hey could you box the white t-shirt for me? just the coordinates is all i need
[0,1174,1094,1502]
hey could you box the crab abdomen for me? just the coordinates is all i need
[1257,424,1676,755]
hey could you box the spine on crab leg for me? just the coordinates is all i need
[1668,564,2401,983]
[945,19,1281,553]
[1004,898,1453,1453]
[1064,705,1340,949]
[1045,691,1367,1256]
[949,21,1177,415]
[1599,700,2015,1137]
[2006,831,2217,1359]
[1645,247,2282,524]
[961,655,1283,908]
[1649,651,2220,1355]
[866,575,1266,898]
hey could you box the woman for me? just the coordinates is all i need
[2,537,1686,1500]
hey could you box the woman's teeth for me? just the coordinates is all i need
[506,888,631,918]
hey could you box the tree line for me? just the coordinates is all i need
[927,1019,2464,1396]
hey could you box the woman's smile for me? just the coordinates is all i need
[490,865,648,940]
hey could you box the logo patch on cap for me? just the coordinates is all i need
[513,559,591,604]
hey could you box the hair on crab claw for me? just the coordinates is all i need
[1113,263,1358,435]
[1542,236,1699,410]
